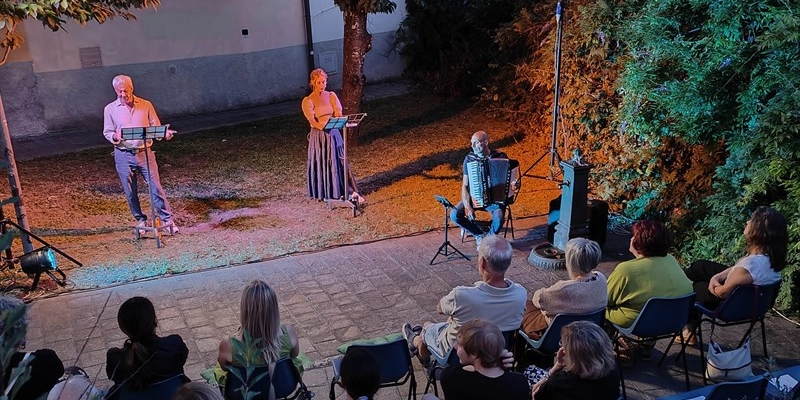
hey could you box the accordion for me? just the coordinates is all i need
[467,158,519,208]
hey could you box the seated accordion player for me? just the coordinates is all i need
[467,158,519,208]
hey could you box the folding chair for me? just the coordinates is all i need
[329,337,416,400]
[655,375,766,400]
[271,357,312,400]
[118,374,190,400]
[610,293,696,398]
[518,308,606,366]
[423,330,515,397]
[695,282,780,384]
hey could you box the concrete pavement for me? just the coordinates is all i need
[23,216,800,399]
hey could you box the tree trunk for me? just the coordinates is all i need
[341,10,370,142]
[0,89,33,253]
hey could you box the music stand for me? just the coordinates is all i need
[430,195,470,265]
[120,125,174,248]
[325,113,367,217]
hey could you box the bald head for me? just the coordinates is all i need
[470,130,490,157]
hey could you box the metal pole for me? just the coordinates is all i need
[548,0,564,178]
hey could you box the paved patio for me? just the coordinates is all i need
[23,216,800,399]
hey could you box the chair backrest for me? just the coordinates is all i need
[348,337,414,386]
[714,283,779,323]
[270,357,306,399]
[707,376,766,400]
[118,374,189,400]
[225,364,271,400]
[534,308,605,354]
[627,293,696,337]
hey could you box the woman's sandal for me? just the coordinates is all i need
[674,330,697,346]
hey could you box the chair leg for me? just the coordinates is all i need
[760,317,768,359]
[618,359,627,400]
[697,321,708,385]
[503,207,515,239]
[329,380,336,400]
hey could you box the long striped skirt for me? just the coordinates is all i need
[307,128,359,200]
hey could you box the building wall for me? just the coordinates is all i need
[0,0,406,137]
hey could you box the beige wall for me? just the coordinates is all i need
[24,0,307,73]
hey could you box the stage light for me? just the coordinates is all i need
[18,247,66,290]
[20,247,58,274]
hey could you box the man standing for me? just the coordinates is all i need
[450,130,512,249]
[103,75,178,234]
[402,235,527,365]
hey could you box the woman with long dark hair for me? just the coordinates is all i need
[681,206,788,341]
[106,297,188,392]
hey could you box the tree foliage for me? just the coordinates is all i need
[394,0,520,96]
[0,0,159,65]
[398,0,800,310]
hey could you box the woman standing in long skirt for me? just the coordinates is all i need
[301,68,364,203]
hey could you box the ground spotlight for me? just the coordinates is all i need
[19,247,67,290]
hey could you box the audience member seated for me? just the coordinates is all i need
[421,319,530,400]
[521,238,607,339]
[606,220,692,328]
[172,382,224,400]
[47,367,104,400]
[681,206,788,341]
[525,320,620,400]
[339,348,381,400]
[1,295,65,400]
[215,280,301,391]
[402,235,528,365]
[106,297,189,396]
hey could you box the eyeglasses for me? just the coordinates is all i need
[471,140,488,145]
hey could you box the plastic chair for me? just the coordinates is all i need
[518,308,606,364]
[695,283,780,384]
[225,357,310,400]
[118,374,190,400]
[655,375,766,400]
[329,337,416,400]
[611,293,696,398]
[423,330,515,397]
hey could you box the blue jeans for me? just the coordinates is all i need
[450,201,505,236]
[114,148,173,222]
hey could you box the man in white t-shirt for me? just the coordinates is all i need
[403,235,528,364]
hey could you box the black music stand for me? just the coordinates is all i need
[325,113,367,217]
[430,195,470,265]
[121,125,175,248]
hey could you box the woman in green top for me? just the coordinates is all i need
[215,280,302,389]
[606,220,692,328]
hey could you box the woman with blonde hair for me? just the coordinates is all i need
[215,280,301,390]
[302,68,363,203]
[529,321,620,400]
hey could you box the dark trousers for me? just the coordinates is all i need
[684,259,729,329]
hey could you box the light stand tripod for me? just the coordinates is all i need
[430,195,470,265]
[523,0,565,181]
[0,204,81,291]
[326,113,367,217]
[121,126,177,248]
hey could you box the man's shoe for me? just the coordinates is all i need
[164,220,180,235]
[136,220,148,236]
[402,323,420,354]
